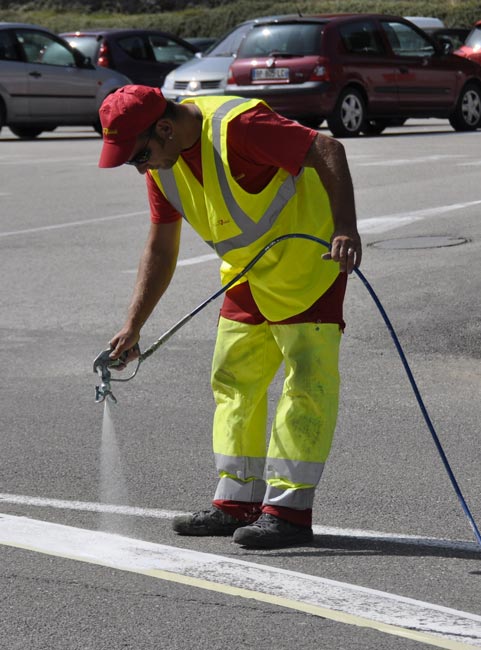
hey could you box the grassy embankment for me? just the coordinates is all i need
[0,0,478,37]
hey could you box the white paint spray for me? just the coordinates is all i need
[99,401,133,536]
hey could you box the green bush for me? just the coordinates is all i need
[0,0,478,36]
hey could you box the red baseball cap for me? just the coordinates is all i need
[98,85,167,168]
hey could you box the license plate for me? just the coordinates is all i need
[251,67,289,81]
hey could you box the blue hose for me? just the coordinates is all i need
[138,232,481,547]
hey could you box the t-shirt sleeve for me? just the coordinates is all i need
[146,171,182,224]
[230,104,318,175]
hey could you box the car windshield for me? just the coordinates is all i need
[465,26,481,49]
[236,23,323,57]
[205,23,254,57]
[64,35,99,59]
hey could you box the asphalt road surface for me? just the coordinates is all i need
[1,119,481,650]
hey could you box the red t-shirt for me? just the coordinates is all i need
[146,104,317,224]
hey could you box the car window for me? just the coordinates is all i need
[381,21,435,57]
[465,26,481,49]
[117,35,149,60]
[64,35,99,60]
[237,23,323,57]
[207,23,253,57]
[148,35,195,63]
[16,29,76,65]
[339,21,384,55]
[0,29,20,60]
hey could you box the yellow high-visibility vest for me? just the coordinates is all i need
[149,96,339,321]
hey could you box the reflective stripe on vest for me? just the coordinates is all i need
[157,98,299,256]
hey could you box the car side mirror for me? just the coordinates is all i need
[443,41,454,55]
[435,36,454,55]
[195,51,203,59]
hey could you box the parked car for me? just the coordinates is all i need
[225,14,481,136]
[61,28,198,87]
[161,15,298,101]
[455,20,481,65]
[404,17,469,52]
[431,28,470,52]
[404,16,445,32]
[184,36,218,52]
[0,22,130,139]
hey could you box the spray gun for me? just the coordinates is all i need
[93,344,140,404]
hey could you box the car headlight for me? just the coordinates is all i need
[163,75,174,89]
[187,80,201,92]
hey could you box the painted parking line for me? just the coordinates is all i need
[0,513,480,650]
[356,155,467,167]
[1,492,479,554]
[1,200,480,242]
[0,211,147,238]
[358,200,481,234]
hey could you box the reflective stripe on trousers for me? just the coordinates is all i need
[211,317,341,510]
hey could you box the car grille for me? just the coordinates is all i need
[174,80,223,90]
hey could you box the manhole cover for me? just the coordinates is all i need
[370,236,468,250]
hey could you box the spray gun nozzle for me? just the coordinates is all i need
[93,345,140,404]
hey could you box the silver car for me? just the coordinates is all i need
[0,22,131,139]
[162,15,296,100]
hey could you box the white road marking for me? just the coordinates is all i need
[358,200,481,234]
[0,513,480,649]
[458,161,481,167]
[1,198,479,251]
[357,155,466,167]
[0,493,479,554]
[0,156,94,165]
[0,211,147,238]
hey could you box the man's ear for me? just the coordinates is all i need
[156,119,173,140]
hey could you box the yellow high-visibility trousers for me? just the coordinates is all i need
[211,316,341,510]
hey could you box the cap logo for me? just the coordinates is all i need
[103,127,118,135]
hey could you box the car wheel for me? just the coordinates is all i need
[9,126,43,139]
[449,83,481,131]
[93,119,103,136]
[327,88,366,137]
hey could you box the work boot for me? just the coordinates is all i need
[172,506,249,536]
[233,513,313,548]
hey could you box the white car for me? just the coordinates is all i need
[0,22,131,139]
[162,15,297,100]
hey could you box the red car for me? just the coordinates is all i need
[455,20,481,66]
[225,14,481,137]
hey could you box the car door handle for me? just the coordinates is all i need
[398,66,409,74]
[28,71,42,78]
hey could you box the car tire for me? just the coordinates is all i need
[449,83,481,131]
[327,88,366,137]
[0,101,5,136]
[9,126,43,139]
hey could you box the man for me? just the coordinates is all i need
[98,84,361,549]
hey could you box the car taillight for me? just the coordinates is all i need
[97,42,111,67]
[309,61,330,82]
[227,65,236,85]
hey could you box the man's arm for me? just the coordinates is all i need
[303,133,361,273]
[109,219,182,361]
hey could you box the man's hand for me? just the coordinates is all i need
[322,232,362,274]
[108,328,141,370]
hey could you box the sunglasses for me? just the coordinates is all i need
[125,124,156,166]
